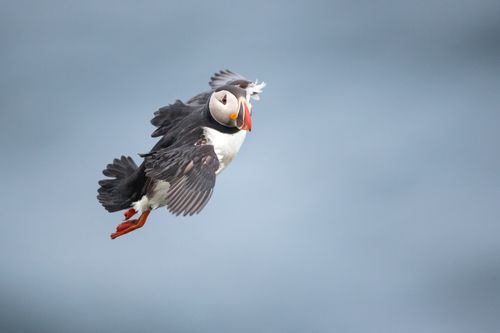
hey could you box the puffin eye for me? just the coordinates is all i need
[221,94,227,105]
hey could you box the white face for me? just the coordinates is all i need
[209,90,239,127]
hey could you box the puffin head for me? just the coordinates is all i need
[208,85,252,131]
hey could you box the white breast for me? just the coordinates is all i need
[203,127,247,174]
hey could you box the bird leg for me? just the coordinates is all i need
[111,210,151,239]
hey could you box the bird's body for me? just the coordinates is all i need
[97,70,265,239]
[133,127,247,213]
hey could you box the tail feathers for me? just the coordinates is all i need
[98,156,141,212]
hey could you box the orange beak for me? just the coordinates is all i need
[237,98,252,131]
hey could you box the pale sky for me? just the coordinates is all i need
[1,1,500,332]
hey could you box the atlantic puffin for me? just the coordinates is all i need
[97,70,265,239]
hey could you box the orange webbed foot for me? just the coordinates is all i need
[115,220,137,233]
[123,208,137,220]
[111,210,151,240]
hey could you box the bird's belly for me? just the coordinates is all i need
[133,180,170,212]
[203,127,247,174]
[149,181,171,209]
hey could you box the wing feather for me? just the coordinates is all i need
[209,69,248,89]
[144,143,219,216]
[150,100,197,138]
[209,69,266,105]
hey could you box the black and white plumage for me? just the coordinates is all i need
[97,70,265,239]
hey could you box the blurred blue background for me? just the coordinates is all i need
[1,0,500,332]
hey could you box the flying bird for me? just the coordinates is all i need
[97,70,265,239]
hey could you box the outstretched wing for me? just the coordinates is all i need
[143,143,219,216]
[210,69,266,102]
[186,70,266,107]
[209,69,249,89]
[150,100,197,138]
[186,91,211,106]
